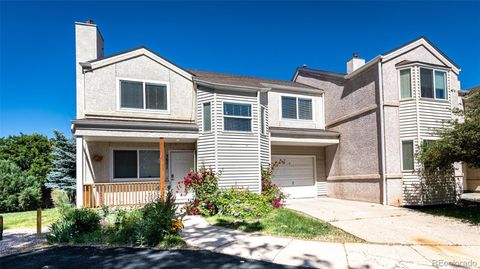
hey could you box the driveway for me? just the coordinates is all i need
[0,246,305,269]
[287,198,480,246]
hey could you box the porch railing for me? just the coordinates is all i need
[83,182,162,208]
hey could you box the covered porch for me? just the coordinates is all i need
[73,119,198,208]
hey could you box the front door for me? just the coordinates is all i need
[170,151,195,201]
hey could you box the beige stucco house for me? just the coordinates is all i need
[74,20,465,208]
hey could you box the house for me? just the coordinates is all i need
[73,20,464,208]
[294,38,464,206]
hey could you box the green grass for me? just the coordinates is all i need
[206,208,363,243]
[419,205,480,225]
[1,208,60,230]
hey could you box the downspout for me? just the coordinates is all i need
[377,59,387,205]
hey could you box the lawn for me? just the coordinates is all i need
[206,208,363,243]
[1,208,60,230]
[419,205,480,225]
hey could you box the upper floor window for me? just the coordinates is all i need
[399,69,412,99]
[203,102,211,132]
[420,68,447,100]
[281,96,313,120]
[261,106,266,135]
[119,79,168,111]
[223,102,252,132]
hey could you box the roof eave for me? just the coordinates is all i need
[194,79,270,93]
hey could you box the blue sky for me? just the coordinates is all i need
[1,1,479,137]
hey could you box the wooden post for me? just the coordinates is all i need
[36,208,41,237]
[160,137,165,200]
[0,215,3,240]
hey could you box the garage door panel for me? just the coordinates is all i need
[271,155,316,198]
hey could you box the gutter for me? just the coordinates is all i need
[194,79,270,93]
[377,58,387,205]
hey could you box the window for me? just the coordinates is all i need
[113,150,160,179]
[420,68,447,100]
[281,96,313,120]
[399,69,412,99]
[119,80,168,111]
[223,102,252,132]
[261,106,266,134]
[401,141,414,171]
[435,71,446,99]
[203,102,211,132]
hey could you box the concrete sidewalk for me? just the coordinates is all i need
[286,198,480,246]
[181,216,480,269]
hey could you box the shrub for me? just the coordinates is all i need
[0,159,41,212]
[214,188,272,219]
[181,166,220,216]
[261,160,286,208]
[47,208,101,243]
[51,189,74,215]
[108,209,143,245]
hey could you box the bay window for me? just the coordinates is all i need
[203,102,211,132]
[401,140,414,171]
[223,102,252,132]
[399,69,412,99]
[420,68,446,100]
[119,79,169,111]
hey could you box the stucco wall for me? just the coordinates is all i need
[268,91,324,129]
[82,55,196,122]
[84,141,195,184]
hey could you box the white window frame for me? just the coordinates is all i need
[116,77,170,114]
[202,102,212,133]
[222,101,253,133]
[400,139,415,172]
[419,68,448,101]
[398,68,413,100]
[280,93,315,121]
[111,148,161,181]
[260,105,267,135]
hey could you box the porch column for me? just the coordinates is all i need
[160,137,165,200]
[76,137,84,208]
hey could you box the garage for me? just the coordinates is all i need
[271,155,317,198]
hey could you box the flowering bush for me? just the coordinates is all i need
[181,165,220,216]
[261,160,287,208]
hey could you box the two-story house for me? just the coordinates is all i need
[73,21,339,208]
[73,20,463,208]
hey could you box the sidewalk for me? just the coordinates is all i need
[181,216,480,269]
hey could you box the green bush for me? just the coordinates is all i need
[47,208,101,243]
[0,159,41,212]
[214,188,272,219]
[51,189,74,215]
[107,209,143,245]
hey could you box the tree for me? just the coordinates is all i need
[0,159,41,212]
[46,130,77,199]
[0,133,53,184]
[419,89,480,169]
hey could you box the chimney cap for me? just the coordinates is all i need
[302,64,307,68]
[353,52,359,58]
[86,19,94,24]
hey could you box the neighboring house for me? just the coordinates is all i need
[460,86,480,192]
[73,20,464,208]
[294,37,464,206]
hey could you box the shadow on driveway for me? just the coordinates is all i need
[0,246,307,269]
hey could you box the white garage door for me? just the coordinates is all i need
[271,155,316,198]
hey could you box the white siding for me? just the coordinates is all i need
[196,88,216,169]
[400,67,456,205]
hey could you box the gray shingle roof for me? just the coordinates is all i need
[189,69,318,90]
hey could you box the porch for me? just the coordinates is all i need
[73,118,198,208]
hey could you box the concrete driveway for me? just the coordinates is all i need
[287,198,480,246]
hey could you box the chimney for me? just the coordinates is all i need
[75,19,104,64]
[346,52,365,74]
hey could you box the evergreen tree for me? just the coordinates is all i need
[46,130,76,199]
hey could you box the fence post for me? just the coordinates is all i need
[36,208,41,237]
[0,215,3,240]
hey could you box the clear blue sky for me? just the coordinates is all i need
[1,1,479,138]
